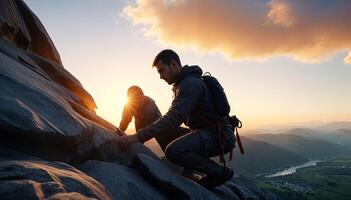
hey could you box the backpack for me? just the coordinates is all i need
[201,72,230,117]
[202,72,244,166]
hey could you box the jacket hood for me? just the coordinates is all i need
[174,65,202,86]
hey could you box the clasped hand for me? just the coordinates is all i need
[118,134,138,151]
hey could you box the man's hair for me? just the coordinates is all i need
[127,85,144,98]
[152,49,181,67]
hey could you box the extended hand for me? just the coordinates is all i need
[114,128,127,136]
[118,134,138,151]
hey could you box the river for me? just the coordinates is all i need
[266,160,321,178]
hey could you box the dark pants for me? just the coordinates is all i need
[154,126,190,152]
[164,124,236,176]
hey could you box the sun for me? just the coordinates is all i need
[118,95,129,110]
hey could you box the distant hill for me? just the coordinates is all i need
[221,136,307,177]
[316,121,351,132]
[280,127,351,148]
[248,133,347,159]
[283,128,326,140]
[327,129,351,146]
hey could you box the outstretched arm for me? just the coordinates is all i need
[118,78,203,150]
[119,104,132,132]
[136,78,202,142]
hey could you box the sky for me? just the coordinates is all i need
[24,0,350,130]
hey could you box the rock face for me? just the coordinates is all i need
[79,160,167,200]
[133,153,220,200]
[0,0,156,164]
[0,0,62,66]
[0,1,283,199]
[0,149,112,200]
[133,154,282,200]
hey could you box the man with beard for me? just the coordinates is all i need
[119,49,236,189]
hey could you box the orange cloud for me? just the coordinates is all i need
[344,52,351,64]
[267,0,295,28]
[123,0,351,62]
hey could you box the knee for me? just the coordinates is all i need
[165,144,175,161]
[165,143,179,162]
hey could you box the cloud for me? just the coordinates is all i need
[123,0,351,62]
[267,0,295,27]
[344,52,351,64]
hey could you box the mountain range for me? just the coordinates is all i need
[237,126,351,176]
[225,136,307,176]
[247,132,348,159]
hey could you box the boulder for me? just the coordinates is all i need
[132,153,220,200]
[133,153,283,200]
[0,0,62,65]
[45,192,98,200]
[0,2,156,164]
[0,156,112,200]
[211,186,240,200]
[79,160,167,200]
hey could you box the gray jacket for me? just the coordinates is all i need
[137,65,221,143]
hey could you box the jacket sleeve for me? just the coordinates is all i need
[136,78,202,143]
[119,104,132,131]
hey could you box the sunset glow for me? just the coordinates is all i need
[123,0,351,62]
[24,0,351,130]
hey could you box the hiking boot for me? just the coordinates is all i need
[183,172,203,183]
[198,168,234,189]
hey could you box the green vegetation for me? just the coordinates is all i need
[256,156,351,200]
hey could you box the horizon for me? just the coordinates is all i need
[24,0,351,130]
